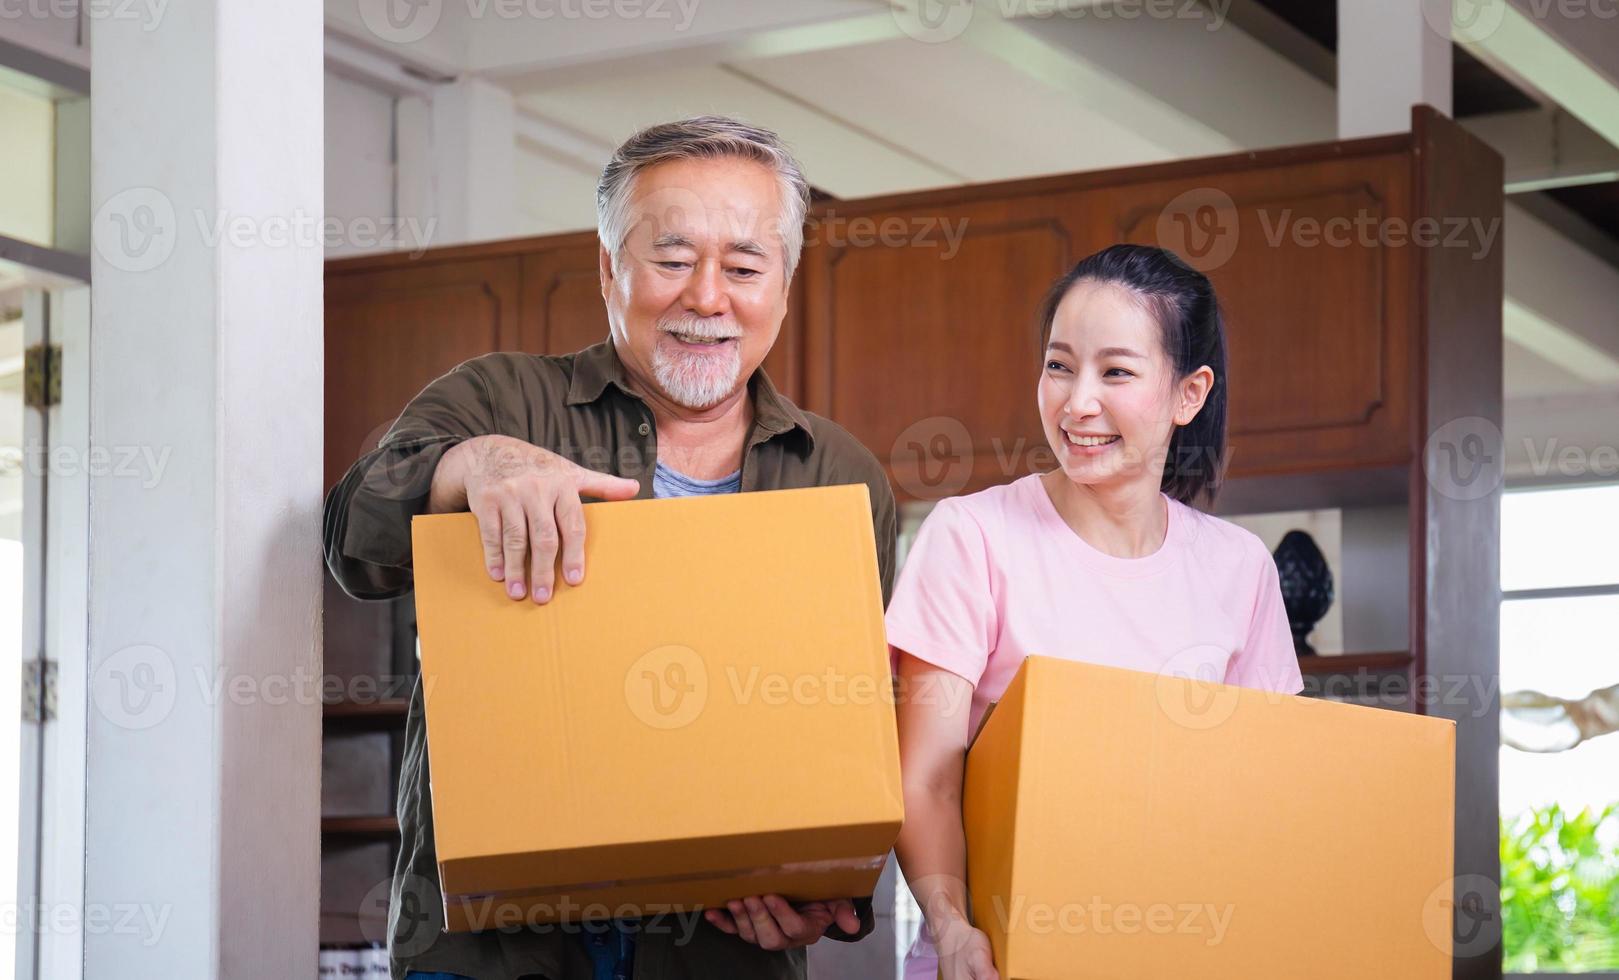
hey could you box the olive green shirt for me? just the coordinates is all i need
[322,340,898,980]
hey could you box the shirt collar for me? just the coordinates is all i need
[566,340,815,451]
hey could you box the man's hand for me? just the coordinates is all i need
[430,435,640,603]
[702,895,861,951]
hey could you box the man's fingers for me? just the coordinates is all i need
[743,896,787,949]
[472,500,507,581]
[761,896,811,940]
[573,468,641,502]
[726,901,757,945]
[704,908,738,935]
[499,500,529,600]
[527,494,560,603]
[829,898,861,934]
[554,488,587,587]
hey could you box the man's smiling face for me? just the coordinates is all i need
[601,156,791,411]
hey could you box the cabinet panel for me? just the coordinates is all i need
[1105,154,1415,477]
[519,243,610,356]
[801,194,1103,498]
[324,256,521,491]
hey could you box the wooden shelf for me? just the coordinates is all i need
[1297,651,1412,675]
[321,815,398,839]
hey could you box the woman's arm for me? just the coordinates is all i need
[894,652,999,980]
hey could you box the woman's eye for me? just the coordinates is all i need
[1045,361,1069,373]
[1104,368,1134,379]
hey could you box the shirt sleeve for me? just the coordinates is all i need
[884,498,997,687]
[1224,547,1305,695]
[322,358,500,600]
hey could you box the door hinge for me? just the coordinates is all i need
[24,343,62,410]
[22,659,56,724]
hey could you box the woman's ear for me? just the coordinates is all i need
[1173,365,1215,426]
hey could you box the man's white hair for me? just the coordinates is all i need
[595,116,811,279]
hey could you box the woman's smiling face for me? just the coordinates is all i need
[1037,279,1210,492]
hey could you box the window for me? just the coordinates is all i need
[1499,483,1619,975]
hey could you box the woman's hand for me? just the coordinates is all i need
[934,914,1000,980]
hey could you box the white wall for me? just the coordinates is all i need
[324,70,400,257]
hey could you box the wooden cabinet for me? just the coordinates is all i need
[1101,149,1415,480]
[789,137,1424,496]
[799,191,1103,496]
[325,254,522,491]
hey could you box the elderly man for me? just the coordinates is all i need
[323,116,897,979]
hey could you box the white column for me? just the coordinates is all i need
[1338,0,1453,137]
[398,77,520,245]
[87,2,323,977]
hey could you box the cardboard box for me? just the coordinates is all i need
[410,484,903,930]
[964,656,1455,979]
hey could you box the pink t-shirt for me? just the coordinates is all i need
[887,474,1304,736]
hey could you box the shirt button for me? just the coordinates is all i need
[637,422,651,436]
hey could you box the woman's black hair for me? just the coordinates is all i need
[1036,244,1228,506]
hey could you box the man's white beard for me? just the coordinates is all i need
[652,319,744,410]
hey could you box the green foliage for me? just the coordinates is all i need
[1502,802,1619,972]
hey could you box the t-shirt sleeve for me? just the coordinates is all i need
[1224,546,1305,695]
[884,498,998,687]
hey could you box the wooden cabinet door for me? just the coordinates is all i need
[798,191,1105,499]
[324,255,521,491]
[518,235,610,357]
[1101,151,1416,479]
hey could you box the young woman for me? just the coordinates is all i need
[887,244,1304,980]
